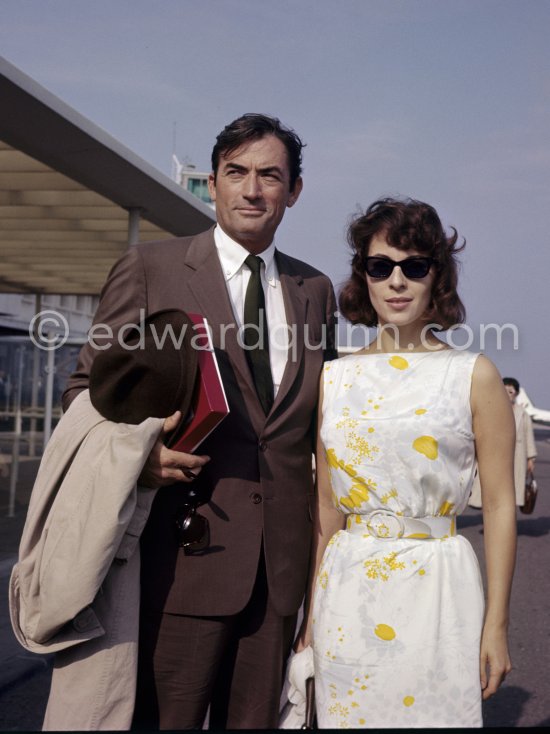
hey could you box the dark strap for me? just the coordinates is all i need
[243,254,274,415]
[302,676,317,730]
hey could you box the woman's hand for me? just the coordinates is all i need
[293,618,312,653]
[479,623,512,699]
[139,411,210,487]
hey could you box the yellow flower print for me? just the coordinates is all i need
[326,448,358,477]
[340,488,369,510]
[415,408,427,415]
[328,701,350,725]
[346,515,363,529]
[380,488,398,505]
[336,405,359,429]
[389,355,409,370]
[345,431,380,463]
[412,435,438,460]
[339,475,378,510]
[403,696,415,707]
[374,623,396,641]
[437,500,455,516]
[318,570,328,589]
[364,552,406,581]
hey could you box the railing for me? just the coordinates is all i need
[0,335,84,516]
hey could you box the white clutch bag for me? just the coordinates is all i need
[279,646,315,729]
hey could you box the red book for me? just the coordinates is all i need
[169,313,229,453]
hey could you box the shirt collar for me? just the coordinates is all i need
[214,225,277,286]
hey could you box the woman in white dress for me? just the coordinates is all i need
[295,198,516,728]
[469,376,537,509]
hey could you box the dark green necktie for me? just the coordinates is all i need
[243,254,274,415]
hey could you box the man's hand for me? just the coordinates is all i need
[139,411,210,488]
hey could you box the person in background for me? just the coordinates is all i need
[294,197,516,728]
[63,113,337,730]
[469,376,537,509]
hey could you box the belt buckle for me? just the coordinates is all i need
[366,510,405,539]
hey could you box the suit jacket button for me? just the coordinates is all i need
[259,440,267,451]
[250,493,262,504]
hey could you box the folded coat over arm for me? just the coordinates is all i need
[9,390,164,730]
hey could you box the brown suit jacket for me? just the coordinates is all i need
[63,227,337,618]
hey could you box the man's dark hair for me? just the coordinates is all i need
[211,113,304,191]
[503,377,520,394]
[339,197,466,330]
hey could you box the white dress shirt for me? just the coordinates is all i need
[213,225,289,396]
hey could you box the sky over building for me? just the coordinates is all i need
[1,0,549,403]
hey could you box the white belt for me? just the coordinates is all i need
[346,510,456,540]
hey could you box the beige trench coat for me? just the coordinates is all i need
[469,402,537,507]
[9,391,163,730]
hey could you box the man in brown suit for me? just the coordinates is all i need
[63,113,337,729]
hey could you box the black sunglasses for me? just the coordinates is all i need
[364,256,435,279]
[175,505,210,554]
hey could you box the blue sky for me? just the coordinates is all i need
[1,0,550,403]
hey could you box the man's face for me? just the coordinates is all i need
[208,135,302,253]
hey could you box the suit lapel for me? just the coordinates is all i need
[182,235,309,427]
[183,230,266,429]
[272,252,307,413]
[183,232,233,339]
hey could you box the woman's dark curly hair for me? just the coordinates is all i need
[339,197,466,329]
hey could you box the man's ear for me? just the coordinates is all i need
[287,176,303,208]
[207,173,217,201]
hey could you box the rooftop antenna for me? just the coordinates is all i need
[171,121,178,180]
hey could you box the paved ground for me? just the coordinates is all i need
[0,431,549,729]
[461,427,550,728]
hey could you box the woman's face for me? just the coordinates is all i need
[365,234,435,330]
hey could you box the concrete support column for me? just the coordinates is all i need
[29,294,42,457]
[43,342,55,448]
[8,346,24,517]
[127,207,141,246]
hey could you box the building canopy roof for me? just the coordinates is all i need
[0,56,215,294]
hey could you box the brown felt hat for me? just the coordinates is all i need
[89,309,198,426]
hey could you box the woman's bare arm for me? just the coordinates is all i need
[471,355,516,699]
[295,377,345,651]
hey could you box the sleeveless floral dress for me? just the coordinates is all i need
[313,350,484,728]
